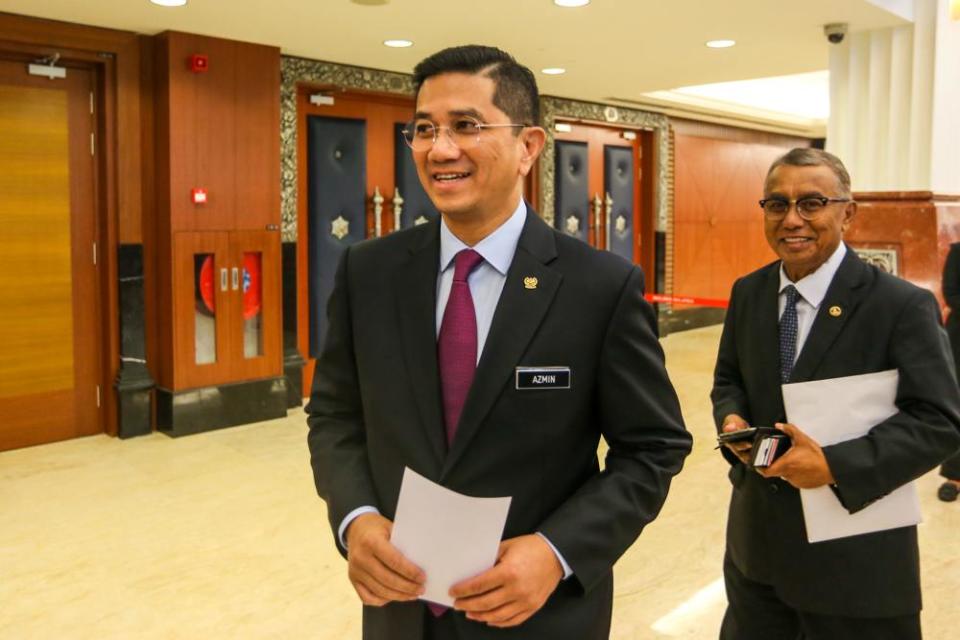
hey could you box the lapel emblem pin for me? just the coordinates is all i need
[523,276,538,290]
[829,305,842,317]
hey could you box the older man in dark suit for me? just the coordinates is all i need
[306,45,691,640]
[712,148,960,640]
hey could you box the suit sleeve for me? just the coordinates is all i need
[537,267,692,593]
[305,247,380,554]
[711,278,750,467]
[823,288,960,512]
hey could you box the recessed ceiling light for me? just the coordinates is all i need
[542,68,566,75]
[383,39,413,48]
[554,0,590,6]
[150,0,187,6]
[706,39,736,48]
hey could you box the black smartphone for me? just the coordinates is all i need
[717,427,759,445]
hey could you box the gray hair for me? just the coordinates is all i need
[765,148,852,198]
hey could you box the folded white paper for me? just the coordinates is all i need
[390,467,511,607]
[782,369,921,543]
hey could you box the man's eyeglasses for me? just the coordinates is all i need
[759,196,852,221]
[401,116,527,151]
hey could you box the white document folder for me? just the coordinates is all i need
[390,467,512,607]
[781,369,921,543]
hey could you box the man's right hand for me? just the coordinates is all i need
[345,512,426,607]
[721,414,753,465]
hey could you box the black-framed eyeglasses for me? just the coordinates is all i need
[401,115,528,151]
[759,196,852,220]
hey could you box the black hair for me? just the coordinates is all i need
[412,45,540,126]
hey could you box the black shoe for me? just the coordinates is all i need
[937,481,959,502]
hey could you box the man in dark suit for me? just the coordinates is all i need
[712,148,960,639]
[306,45,691,640]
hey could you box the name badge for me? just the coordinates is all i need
[515,367,571,390]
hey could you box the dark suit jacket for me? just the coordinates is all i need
[712,247,960,617]
[306,210,691,639]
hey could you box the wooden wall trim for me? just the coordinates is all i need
[670,117,813,148]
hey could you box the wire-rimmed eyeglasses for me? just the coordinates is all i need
[401,115,527,151]
[759,196,852,221]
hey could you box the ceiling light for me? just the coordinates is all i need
[150,0,187,6]
[542,68,566,75]
[706,40,736,48]
[554,0,590,7]
[383,39,413,48]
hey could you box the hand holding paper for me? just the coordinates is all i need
[390,468,511,608]
[345,512,425,607]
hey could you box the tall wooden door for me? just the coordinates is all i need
[297,89,438,393]
[553,122,655,278]
[0,58,102,450]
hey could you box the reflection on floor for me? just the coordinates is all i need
[2,325,958,639]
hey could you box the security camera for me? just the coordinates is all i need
[824,23,848,44]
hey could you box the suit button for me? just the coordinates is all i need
[770,483,779,493]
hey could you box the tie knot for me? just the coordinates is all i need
[452,249,484,283]
[783,285,800,305]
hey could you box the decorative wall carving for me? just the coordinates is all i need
[854,248,899,276]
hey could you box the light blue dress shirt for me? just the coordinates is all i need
[338,200,573,580]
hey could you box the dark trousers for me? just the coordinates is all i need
[423,608,459,640]
[941,449,960,480]
[721,553,921,640]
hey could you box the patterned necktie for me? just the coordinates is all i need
[779,285,801,383]
[430,249,483,617]
[438,249,485,447]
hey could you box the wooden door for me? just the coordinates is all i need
[296,89,437,394]
[0,58,102,450]
[229,230,282,381]
[553,121,654,276]
[173,231,231,389]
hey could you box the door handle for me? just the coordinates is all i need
[371,186,384,238]
[220,267,228,292]
[392,187,404,232]
[231,267,240,291]
[604,192,613,251]
[592,193,602,249]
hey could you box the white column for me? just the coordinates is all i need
[827,0,960,193]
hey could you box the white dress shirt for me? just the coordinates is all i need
[339,200,573,580]
[778,242,847,359]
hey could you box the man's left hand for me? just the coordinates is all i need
[758,422,835,489]
[450,534,563,628]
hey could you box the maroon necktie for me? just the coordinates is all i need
[429,249,483,618]
[438,249,485,446]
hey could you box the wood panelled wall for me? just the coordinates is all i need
[671,119,812,304]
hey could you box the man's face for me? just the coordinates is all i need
[412,72,540,223]
[763,164,856,281]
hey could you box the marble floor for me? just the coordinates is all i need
[1,325,958,639]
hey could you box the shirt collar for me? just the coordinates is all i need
[779,242,847,308]
[439,199,526,275]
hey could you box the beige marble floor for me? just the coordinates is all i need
[1,325,958,639]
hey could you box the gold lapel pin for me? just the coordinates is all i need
[829,305,842,317]
[523,276,538,290]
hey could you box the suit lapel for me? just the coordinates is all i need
[394,221,447,465]
[790,248,869,382]
[441,212,561,478]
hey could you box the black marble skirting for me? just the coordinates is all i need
[660,306,727,335]
[116,243,155,438]
[156,376,289,437]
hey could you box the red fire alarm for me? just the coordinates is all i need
[191,188,208,204]
[189,54,209,73]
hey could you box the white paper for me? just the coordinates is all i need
[390,467,511,607]
[782,369,921,543]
